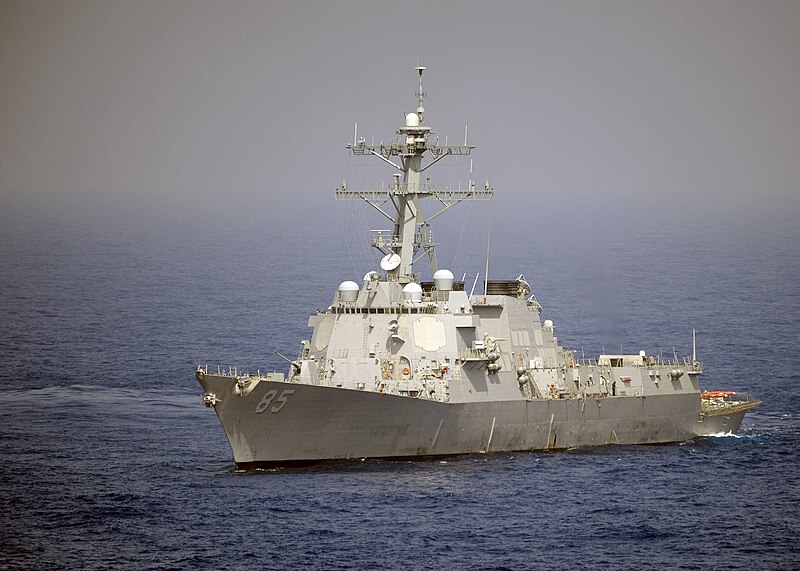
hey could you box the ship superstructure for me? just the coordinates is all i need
[196,68,759,467]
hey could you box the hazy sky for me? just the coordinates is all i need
[1,0,798,228]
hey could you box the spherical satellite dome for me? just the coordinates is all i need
[433,269,454,291]
[402,282,423,302]
[338,280,359,302]
[405,112,420,127]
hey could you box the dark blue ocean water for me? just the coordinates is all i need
[1,202,799,570]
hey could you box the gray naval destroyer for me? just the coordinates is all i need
[197,68,760,467]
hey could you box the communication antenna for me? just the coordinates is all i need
[692,329,697,363]
[483,217,492,303]
[469,158,474,188]
[338,66,489,282]
[470,273,480,298]
[415,65,426,121]
[380,253,401,271]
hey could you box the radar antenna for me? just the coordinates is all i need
[336,66,493,283]
[416,65,426,122]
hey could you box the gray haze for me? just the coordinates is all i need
[2,1,798,223]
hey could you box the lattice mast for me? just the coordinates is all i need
[336,67,492,283]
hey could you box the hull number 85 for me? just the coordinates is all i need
[255,389,296,414]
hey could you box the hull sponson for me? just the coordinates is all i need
[200,375,701,466]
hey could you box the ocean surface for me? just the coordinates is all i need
[1,201,799,570]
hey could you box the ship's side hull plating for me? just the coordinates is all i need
[200,374,701,467]
[694,411,748,436]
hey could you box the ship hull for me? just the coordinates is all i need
[199,374,702,467]
[694,410,747,436]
